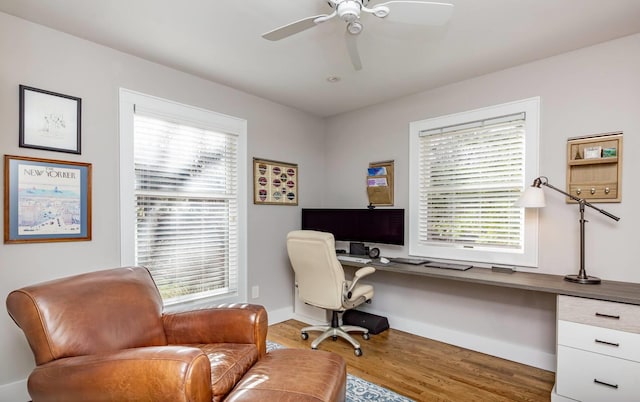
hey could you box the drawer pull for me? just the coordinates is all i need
[595,312,620,320]
[595,339,620,347]
[594,379,619,389]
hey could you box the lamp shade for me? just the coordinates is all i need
[514,186,546,208]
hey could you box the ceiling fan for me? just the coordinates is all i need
[262,0,454,71]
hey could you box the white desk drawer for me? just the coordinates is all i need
[556,346,640,402]
[558,320,640,362]
[558,295,640,333]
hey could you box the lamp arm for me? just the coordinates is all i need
[531,176,620,284]
[540,181,620,222]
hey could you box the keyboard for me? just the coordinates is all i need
[389,257,430,265]
[423,261,472,271]
[337,255,372,264]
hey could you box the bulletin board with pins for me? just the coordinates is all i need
[366,160,394,206]
[253,158,298,205]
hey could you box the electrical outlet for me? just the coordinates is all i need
[251,286,259,299]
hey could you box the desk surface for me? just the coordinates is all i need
[340,260,640,305]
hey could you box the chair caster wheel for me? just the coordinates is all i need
[332,335,338,341]
[354,348,363,357]
[363,333,370,340]
[301,332,309,340]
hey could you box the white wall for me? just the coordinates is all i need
[2,7,639,398]
[0,12,325,398]
[324,33,640,370]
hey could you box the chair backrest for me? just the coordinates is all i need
[6,266,167,365]
[286,230,346,310]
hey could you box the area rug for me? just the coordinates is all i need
[267,341,414,402]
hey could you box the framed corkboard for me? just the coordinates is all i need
[253,158,298,205]
[366,160,394,206]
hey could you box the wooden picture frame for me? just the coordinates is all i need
[19,85,82,154]
[253,158,298,205]
[4,155,92,243]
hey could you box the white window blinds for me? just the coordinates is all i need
[133,111,239,304]
[418,114,525,250]
[409,97,540,267]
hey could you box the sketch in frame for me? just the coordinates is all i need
[19,85,82,154]
[4,155,92,243]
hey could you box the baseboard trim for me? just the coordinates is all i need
[266,306,294,325]
[0,378,28,402]
[377,312,556,371]
[291,312,327,326]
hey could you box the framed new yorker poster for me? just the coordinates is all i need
[19,85,82,154]
[4,155,92,243]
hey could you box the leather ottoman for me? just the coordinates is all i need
[225,348,346,401]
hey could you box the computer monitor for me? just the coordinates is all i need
[301,208,405,246]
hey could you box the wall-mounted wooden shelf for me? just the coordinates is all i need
[567,157,618,166]
[566,132,622,203]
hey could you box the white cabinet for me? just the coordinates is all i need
[555,295,640,402]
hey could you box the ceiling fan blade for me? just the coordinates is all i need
[262,15,330,41]
[345,31,363,71]
[377,1,454,26]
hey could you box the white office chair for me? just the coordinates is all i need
[286,230,375,356]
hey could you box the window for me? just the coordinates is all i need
[409,98,540,267]
[119,89,247,305]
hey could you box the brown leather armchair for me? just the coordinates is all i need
[6,266,268,402]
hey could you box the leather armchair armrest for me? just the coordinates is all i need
[163,303,268,357]
[28,346,212,402]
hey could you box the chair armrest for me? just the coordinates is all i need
[28,346,212,402]
[163,304,268,357]
[346,266,376,295]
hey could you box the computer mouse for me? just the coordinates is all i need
[379,257,390,264]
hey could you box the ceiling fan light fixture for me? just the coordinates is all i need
[347,20,363,35]
[337,1,362,22]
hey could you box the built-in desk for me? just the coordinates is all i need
[340,260,640,305]
[341,259,640,402]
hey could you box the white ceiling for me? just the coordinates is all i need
[2,0,640,117]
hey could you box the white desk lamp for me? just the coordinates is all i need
[515,176,620,284]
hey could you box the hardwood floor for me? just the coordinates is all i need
[267,319,555,402]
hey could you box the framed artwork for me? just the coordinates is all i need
[19,85,82,154]
[253,158,298,205]
[4,155,92,243]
